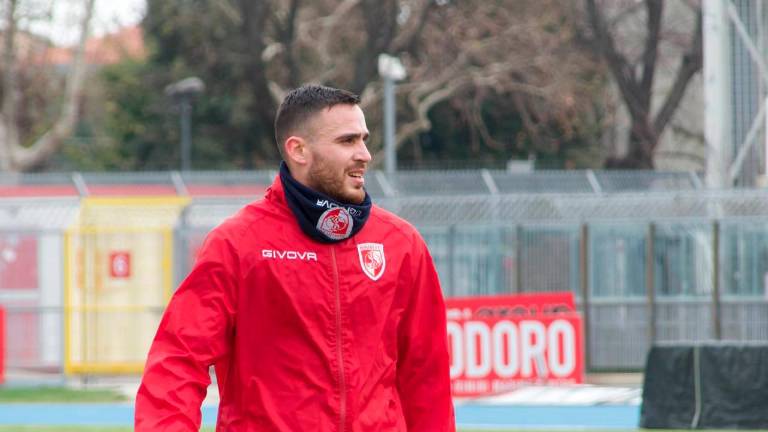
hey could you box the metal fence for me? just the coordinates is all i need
[415,216,768,370]
[172,190,768,371]
[0,199,77,380]
[2,174,768,381]
[0,168,701,197]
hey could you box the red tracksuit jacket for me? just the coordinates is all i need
[135,176,455,431]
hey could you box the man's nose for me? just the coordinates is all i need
[355,140,372,163]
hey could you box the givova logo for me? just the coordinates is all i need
[262,249,318,261]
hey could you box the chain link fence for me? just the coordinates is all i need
[0,199,78,381]
[1,173,768,380]
[136,191,768,372]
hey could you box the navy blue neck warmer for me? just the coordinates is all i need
[279,162,372,243]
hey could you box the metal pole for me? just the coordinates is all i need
[646,223,657,345]
[579,223,591,372]
[712,221,722,340]
[383,77,397,176]
[759,1,767,183]
[180,99,192,172]
[515,224,523,294]
[704,0,733,188]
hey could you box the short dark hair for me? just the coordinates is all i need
[274,85,360,158]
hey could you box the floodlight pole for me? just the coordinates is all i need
[180,99,192,172]
[165,77,205,172]
[378,54,407,176]
[703,0,732,188]
[383,77,396,176]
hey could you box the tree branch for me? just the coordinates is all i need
[352,0,398,93]
[274,0,301,87]
[0,0,20,171]
[639,0,662,106]
[390,0,435,55]
[213,0,243,25]
[297,0,358,83]
[512,91,539,148]
[238,0,278,165]
[397,78,468,143]
[369,57,547,166]
[584,0,646,119]
[653,149,706,165]
[653,6,702,134]
[12,0,95,171]
[472,92,505,151]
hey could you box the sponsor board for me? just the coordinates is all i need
[446,293,583,397]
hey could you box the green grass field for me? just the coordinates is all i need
[0,387,127,403]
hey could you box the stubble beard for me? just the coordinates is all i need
[307,157,365,205]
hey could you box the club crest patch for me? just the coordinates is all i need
[357,243,386,281]
[317,207,353,240]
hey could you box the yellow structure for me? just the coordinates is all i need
[64,197,190,375]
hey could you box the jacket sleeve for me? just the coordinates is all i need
[135,229,238,431]
[396,232,456,431]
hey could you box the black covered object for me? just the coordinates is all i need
[640,343,768,429]
[640,345,696,429]
[697,345,768,429]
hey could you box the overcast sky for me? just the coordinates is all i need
[26,0,146,45]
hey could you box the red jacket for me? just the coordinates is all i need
[136,176,455,431]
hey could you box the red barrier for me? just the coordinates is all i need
[446,293,584,397]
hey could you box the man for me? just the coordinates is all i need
[135,85,455,431]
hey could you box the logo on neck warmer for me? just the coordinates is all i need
[316,207,353,240]
[316,199,362,217]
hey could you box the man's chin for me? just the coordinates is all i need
[318,186,364,205]
[340,188,366,205]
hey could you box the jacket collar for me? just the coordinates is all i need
[265,174,288,208]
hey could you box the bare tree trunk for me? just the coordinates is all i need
[239,0,277,167]
[0,0,20,171]
[626,119,656,169]
[275,0,302,88]
[2,0,96,171]
[352,0,398,94]
[585,0,702,169]
[603,115,657,169]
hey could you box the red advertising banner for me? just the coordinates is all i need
[446,292,584,397]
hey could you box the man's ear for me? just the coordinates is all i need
[284,136,309,166]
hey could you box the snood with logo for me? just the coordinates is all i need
[279,162,371,243]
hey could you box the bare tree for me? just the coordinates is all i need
[584,0,702,169]
[139,0,604,168]
[264,0,603,165]
[0,0,95,172]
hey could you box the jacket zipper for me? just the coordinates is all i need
[331,246,346,432]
